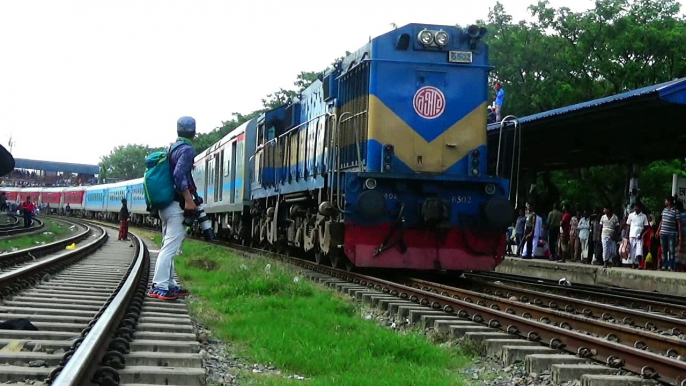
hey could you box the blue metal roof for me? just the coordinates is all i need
[487,77,686,132]
[486,77,686,173]
[13,159,99,175]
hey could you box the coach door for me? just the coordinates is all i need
[229,140,237,203]
[215,151,222,203]
[204,158,211,205]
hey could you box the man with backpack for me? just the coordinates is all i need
[146,116,197,301]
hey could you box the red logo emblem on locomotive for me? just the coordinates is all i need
[413,86,445,119]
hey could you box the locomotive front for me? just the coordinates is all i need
[338,24,512,271]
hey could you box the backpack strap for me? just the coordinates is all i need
[168,137,192,156]
[167,137,195,198]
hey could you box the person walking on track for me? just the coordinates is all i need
[20,196,34,228]
[118,198,129,241]
[147,116,197,301]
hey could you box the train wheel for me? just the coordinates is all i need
[276,244,290,256]
[314,250,329,265]
[343,258,353,272]
[330,252,353,271]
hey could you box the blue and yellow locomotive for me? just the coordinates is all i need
[24,23,513,273]
[246,23,512,271]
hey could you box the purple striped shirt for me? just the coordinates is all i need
[169,139,196,194]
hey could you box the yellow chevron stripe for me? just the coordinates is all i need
[367,96,487,173]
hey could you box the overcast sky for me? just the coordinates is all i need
[0,0,631,165]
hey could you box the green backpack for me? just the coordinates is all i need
[143,139,190,211]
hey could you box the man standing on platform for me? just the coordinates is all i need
[656,196,681,271]
[600,206,620,269]
[625,203,649,269]
[547,203,562,260]
[515,208,526,255]
[560,204,572,263]
[522,202,537,259]
[569,210,580,262]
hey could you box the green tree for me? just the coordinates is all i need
[261,70,324,109]
[485,0,686,213]
[99,144,162,181]
[192,110,263,155]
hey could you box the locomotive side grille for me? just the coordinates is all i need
[338,61,370,169]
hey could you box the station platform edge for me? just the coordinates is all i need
[495,257,686,296]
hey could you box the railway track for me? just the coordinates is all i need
[0,219,204,385]
[200,240,686,386]
[65,219,686,385]
[0,217,44,238]
[466,271,686,311]
[0,214,20,229]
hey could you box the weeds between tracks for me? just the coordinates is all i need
[138,230,474,386]
[0,220,71,253]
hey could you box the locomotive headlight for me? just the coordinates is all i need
[418,29,434,45]
[485,184,496,195]
[435,31,449,46]
[471,168,479,176]
[365,178,377,190]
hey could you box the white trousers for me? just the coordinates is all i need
[152,202,185,290]
[580,237,589,260]
[629,237,643,264]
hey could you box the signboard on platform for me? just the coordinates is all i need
[671,174,686,204]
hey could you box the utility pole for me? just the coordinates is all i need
[7,135,14,153]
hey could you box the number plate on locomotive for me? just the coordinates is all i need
[449,51,472,63]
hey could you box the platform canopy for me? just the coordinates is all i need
[13,158,99,175]
[487,78,686,172]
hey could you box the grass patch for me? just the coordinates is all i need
[0,220,73,253]
[144,233,473,385]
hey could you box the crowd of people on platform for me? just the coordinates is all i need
[506,196,686,272]
[1,169,97,187]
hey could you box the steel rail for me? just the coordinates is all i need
[49,224,146,385]
[336,271,686,385]
[465,278,686,334]
[0,220,106,303]
[0,217,44,237]
[404,278,686,359]
[0,214,19,228]
[467,271,686,308]
[245,254,686,385]
[0,218,90,270]
[91,221,686,385]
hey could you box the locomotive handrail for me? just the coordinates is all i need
[335,112,352,211]
[495,115,519,178]
[512,117,522,207]
[339,110,368,171]
[251,113,334,171]
[259,113,333,148]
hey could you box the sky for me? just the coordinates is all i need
[0,0,614,165]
